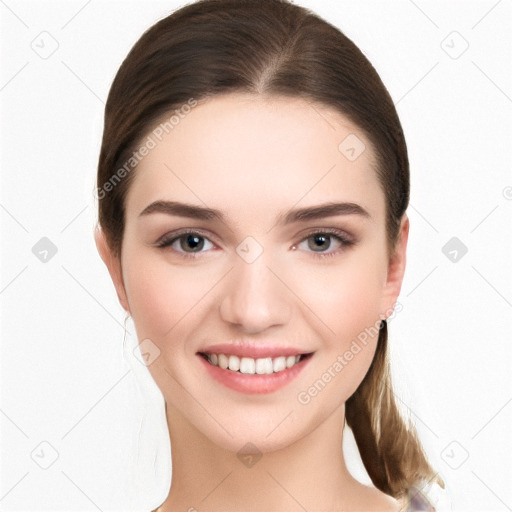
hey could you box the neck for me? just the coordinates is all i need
[154,403,373,512]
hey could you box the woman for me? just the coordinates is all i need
[94,0,446,510]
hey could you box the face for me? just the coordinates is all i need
[96,93,408,454]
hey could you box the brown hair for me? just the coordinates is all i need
[96,0,443,498]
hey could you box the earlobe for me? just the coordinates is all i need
[94,225,131,315]
[380,214,409,318]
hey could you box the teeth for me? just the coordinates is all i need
[255,357,273,375]
[204,353,305,374]
[228,355,240,371]
[272,356,286,373]
[218,353,229,369]
[240,357,256,374]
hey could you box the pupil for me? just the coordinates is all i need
[184,234,203,252]
[310,234,330,251]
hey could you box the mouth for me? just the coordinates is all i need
[196,350,314,394]
[199,352,313,374]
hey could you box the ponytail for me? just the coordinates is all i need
[345,320,444,498]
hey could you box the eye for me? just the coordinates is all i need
[296,229,355,259]
[154,228,355,260]
[155,230,215,258]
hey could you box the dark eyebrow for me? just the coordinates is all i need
[279,201,371,224]
[138,200,371,223]
[139,200,223,221]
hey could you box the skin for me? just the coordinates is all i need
[95,93,409,511]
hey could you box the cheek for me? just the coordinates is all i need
[123,255,207,341]
[292,251,386,340]
[290,251,386,401]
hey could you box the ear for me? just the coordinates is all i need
[379,214,409,319]
[94,225,131,315]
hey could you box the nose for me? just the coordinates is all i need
[219,252,292,334]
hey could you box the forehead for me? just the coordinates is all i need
[125,93,384,223]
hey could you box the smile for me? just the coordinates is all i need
[197,351,314,394]
[200,352,309,374]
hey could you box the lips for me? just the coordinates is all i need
[196,342,314,394]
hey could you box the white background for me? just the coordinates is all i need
[1,0,511,510]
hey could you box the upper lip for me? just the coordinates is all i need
[197,342,313,359]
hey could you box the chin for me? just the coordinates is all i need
[194,416,310,455]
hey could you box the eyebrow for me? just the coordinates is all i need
[138,200,371,224]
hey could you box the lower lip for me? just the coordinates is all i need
[197,354,313,394]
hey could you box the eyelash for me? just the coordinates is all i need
[155,228,355,260]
